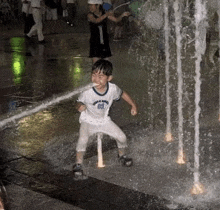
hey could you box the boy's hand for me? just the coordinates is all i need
[106,10,114,17]
[78,104,86,112]
[123,12,131,17]
[131,106,137,116]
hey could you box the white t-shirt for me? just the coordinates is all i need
[78,82,122,125]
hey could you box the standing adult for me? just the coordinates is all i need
[26,0,45,43]
[21,0,34,34]
[66,0,77,27]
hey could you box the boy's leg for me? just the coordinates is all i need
[99,121,133,166]
[76,151,85,164]
[73,122,90,180]
[118,147,126,157]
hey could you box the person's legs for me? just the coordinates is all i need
[66,3,76,25]
[27,8,44,41]
[35,10,44,41]
[27,14,35,33]
[75,122,92,163]
[27,9,38,37]
[99,120,133,166]
[99,121,127,154]
[73,122,92,180]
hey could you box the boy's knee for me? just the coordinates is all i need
[76,144,87,152]
[117,133,127,145]
[121,132,127,141]
[76,138,89,152]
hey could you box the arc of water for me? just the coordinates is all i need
[164,0,172,142]
[174,0,185,163]
[113,2,130,11]
[0,83,96,129]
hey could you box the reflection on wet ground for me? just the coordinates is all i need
[0,19,220,209]
[0,34,91,116]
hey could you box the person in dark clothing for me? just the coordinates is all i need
[21,0,34,34]
[88,0,130,63]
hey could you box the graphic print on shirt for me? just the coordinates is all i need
[93,100,109,110]
[77,82,122,124]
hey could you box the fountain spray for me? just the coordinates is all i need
[174,0,185,164]
[218,3,220,121]
[0,83,97,129]
[164,0,173,142]
[97,133,105,168]
[191,0,207,195]
[113,1,130,11]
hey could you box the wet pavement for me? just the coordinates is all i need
[0,16,220,210]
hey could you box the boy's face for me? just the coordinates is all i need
[91,70,112,90]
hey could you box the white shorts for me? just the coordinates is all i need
[76,120,127,152]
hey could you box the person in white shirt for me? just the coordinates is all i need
[26,0,45,43]
[73,59,138,180]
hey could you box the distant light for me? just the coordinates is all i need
[10,37,26,85]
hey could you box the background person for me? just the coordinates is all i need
[26,0,45,43]
[88,0,130,63]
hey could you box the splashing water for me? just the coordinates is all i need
[193,0,208,191]
[218,3,220,121]
[174,0,185,164]
[0,83,97,129]
[97,133,105,168]
[164,0,172,141]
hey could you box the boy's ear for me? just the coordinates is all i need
[108,75,113,81]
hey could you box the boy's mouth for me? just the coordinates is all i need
[93,83,99,86]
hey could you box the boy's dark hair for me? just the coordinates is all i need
[92,59,113,76]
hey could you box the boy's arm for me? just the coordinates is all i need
[121,91,137,116]
[108,11,131,23]
[87,11,112,24]
[76,102,86,112]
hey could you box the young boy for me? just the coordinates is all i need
[73,59,137,180]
